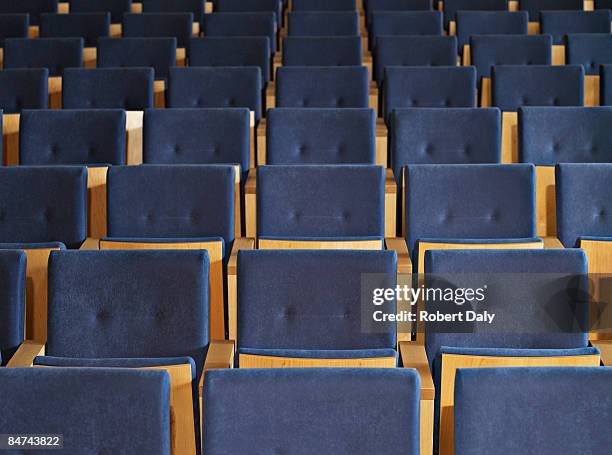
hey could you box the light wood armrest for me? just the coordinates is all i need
[542,236,563,248]
[201,340,235,395]
[245,170,257,238]
[7,340,45,367]
[385,237,412,274]
[399,341,434,400]
[80,237,100,250]
[228,238,255,275]
[592,341,612,365]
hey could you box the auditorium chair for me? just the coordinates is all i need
[142,0,205,27]
[0,69,48,117]
[203,12,277,54]
[423,248,601,455]
[520,0,583,23]
[203,368,421,455]
[9,249,224,454]
[280,36,362,67]
[443,0,507,31]
[519,107,612,238]
[0,14,29,66]
[454,11,528,55]
[369,11,442,50]
[0,0,57,26]
[0,368,171,454]
[39,13,110,51]
[540,10,611,45]
[286,11,360,36]
[383,66,477,123]
[0,166,87,342]
[292,0,356,11]
[97,37,176,107]
[215,0,282,26]
[601,64,612,105]
[0,250,26,365]
[3,37,83,107]
[69,0,133,24]
[566,34,612,105]
[491,65,585,162]
[366,0,432,20]
[454,367,612,454]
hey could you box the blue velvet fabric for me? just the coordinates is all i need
[189,37,270,83]
[282,36,361,66]
[442,345,599,358]
[596,0,612,7]
[203,12,277,53]
[0,368,171,454]
[384,66,477,121]
[97,37,176,80]
[168,67,262,121]
[292,0,356,10]
[107,165,235,248]
[0,68,48,114]
[0,14,29,46]
[0,251,25,365]
[541,10,611,45]
[0,0,57,26]
[520,0,583,21]
[266,108,376,164]
[40,13,110,47]
[276,66,369,108]
[143,108,250,175]
[556,163,612,248]
[370,11,442,48]
[123,13,193,48]
[256,165,385,238]
[493,65,584,112]
[470,34,552,79]
[454,367,612,454]
[367,0,432,15]
[62,67,155,109]
[238,348,398,359]
[0,242,66,250]
[70,0,132,23]
[374,36,457,85]
[456,11,528,50]
[288,12,359,36]
[0,167,87,248]
[601,64,612,105]
[4,37,83,76]
[519,107,612,164]
[19,109,126,165]
[215,0,281,24]
[566,33,612,75]
[203,368,419,455]
[443,0,506,28]
[237,250,397,351]
[143,0,204,25]
[404,164,536,259]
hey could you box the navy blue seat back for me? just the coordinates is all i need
[107,165,235,246]
[556,163,612,247]
[0,250,26,364]
[0,14,29,47]
[566,34,612,75]
[470,35,552,79]
[520,0,583,21]
[288,12,359,36]
[62,67,155,109]
[204,12,277,53]
[519,107,612,164]
[444,0,506,28]
[0,368,171,454]
[541,11,611,45]
[0,68,48,113]
[456,11,528,50]
[370,11,442,48]
[266,108,376,165]
[367,0,432,14]
[143,108,250,173]
[404,164,536,256]
[601,64,612,105]
[189,37,270,83]
[4,37,83,76]
[19,109,126,165]
[455,367,612,455]
[70,0,133,23]
[292,0,356,10]
[0,167,87,248]
[276,66,369,108]
[391,108,501,172]
[40,13,110,47]
[215,0,281,24]
[123,13,193,48]
[203,368,420,455]
[97,37,176,80]
[0,0,57,26]
[143,0,204,25]
[282,36,361,66]
[374,36,457,85]
[238,250,397,350]
[493,65,584,112]
[257,165,385,239]
[383,66,477,121]
[168,67,262,120]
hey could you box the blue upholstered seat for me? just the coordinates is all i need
[601,64,612,105]
[40,13,110,47]
[292,0,356,11]
[4,37,83,76]
[520,0,583,21]
[97,37,176,80]
[0,68,48,113]
[62,67,155,109]
[455,11,528,51]
[0,0,57,26]
[493,65,584,111]
[123,13,193,48]
[276,66,369,108]
[0,250,26,365]
[555,163,612,247]
[367,0,432,16]
[203,368,420,455]
[519,107,612,164]
[266,108,376,164]
[443,0,507,28]
[566,33,612,75]
[541,10,611,45]
[0,14,29,46]
[370,11,442,49]
[215,0,281,24]
[69,0,132,23]
[204,12,277,53]
[143,0,204,25]
[288,12,359,36]
[282,36,362,67]
[0,368,171,454]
